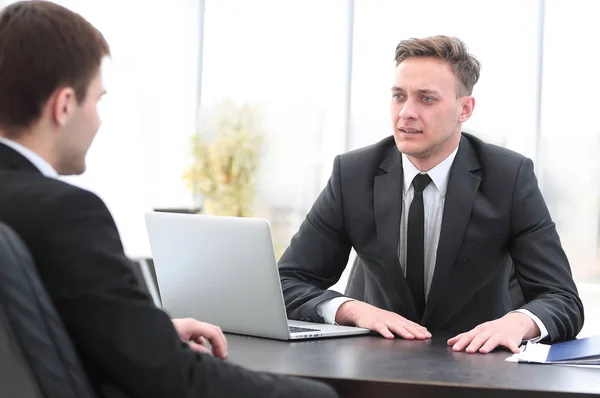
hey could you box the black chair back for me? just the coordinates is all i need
[0,222,97,398]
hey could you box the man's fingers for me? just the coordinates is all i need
[172,319,229,359]
[452,333,476,352]
[386,322,430,340]
[200,326,228,359]
[448,317,527,355]
[402,324,429,340]
[505,338,521,354]
[465,332,490,353]
[450,324,484,351]
[372,322,395,339]
[447,332,465,346]
[187,341,211,354]
[479,335,520,354]
[388,324,415,339]
[349,304,433,340]
[478,335,501,354]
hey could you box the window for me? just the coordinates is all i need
[200,0,349,256]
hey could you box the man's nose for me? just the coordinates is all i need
[398,98,418,120]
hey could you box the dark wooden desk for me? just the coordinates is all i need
[226,334,600,398]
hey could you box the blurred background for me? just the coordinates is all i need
[2,0,598,334]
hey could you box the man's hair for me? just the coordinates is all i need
[394,35,480,96]
[0,1,110,136]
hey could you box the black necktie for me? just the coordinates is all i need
[407,173,432,319]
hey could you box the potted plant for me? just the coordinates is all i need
[184,98,264,217]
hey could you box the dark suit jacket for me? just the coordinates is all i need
[0,143,336,398]
[279,133,584,343]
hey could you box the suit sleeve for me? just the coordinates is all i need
[278,155,352,323]
[509,158,584,342]
[38,188,336,398]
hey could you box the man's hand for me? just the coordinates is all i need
[447,312,540,354]
[172,318,228,359]
[336,300,431,340]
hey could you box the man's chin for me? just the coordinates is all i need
[57,163,86,176]
[396,144,429,159]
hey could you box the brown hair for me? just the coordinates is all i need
[0,1,110,136]
[394,35,480,96]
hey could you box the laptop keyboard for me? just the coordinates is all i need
[289,326,320,334]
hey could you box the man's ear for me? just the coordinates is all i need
[458,96,475,123]
[49,87,77,127]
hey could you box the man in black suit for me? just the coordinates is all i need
[0,2,336,397]
[279,35,584,354]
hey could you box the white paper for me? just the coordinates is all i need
[505,341,551,363]
[518,341,551,363]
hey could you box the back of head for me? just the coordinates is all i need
[0,0,110,137]
[394,35,480,96]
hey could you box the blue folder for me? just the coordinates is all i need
[546,335,600,362]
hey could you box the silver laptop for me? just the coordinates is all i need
[144,212,370,340]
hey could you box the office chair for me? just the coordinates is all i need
[129,257,162,307]
[0,221,97,398]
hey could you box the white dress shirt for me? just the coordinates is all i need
[316,145,547,342]
[0,137,58,178]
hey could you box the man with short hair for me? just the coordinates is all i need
[279,35,584,354]
[0,1,337,397]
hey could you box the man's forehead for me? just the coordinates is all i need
[395,58,454,77]
[392,85,441,93]
[393,60,457,93]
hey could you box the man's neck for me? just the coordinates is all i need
[406,136,461,172]
[0,131,59,176]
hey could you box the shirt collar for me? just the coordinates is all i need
[402,145,459,197]
[0,137,59,178]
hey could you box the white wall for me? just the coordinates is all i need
[349,0,541,160]
[539,0,600,281]
[201,0,349,206]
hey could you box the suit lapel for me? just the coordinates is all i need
[374,148,402,257]
[373,147,420,321]
[422,136,481,324]
[0,143,41,173]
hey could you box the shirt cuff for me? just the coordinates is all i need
[513,309,549,343]
[316,297,355,325]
